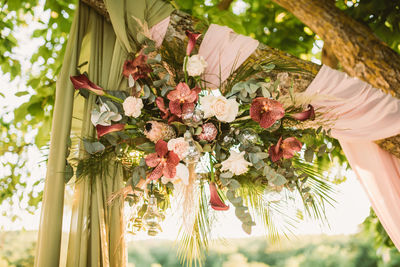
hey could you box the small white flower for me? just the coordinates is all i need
[201,95,239,122]
[91,101,122,126]
[123,96,143,118]
[161,163,189,185]
[221,151,252,176]
[167,137,189,160]
[186,54,208,77]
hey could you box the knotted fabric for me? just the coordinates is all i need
[306,65,400,250]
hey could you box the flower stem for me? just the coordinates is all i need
[209,152,215,183]
[183,56,188,84]
[103,92,124,103]
[234,115,251,122]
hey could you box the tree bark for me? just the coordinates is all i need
[80,0,400,159]
[272,0,400,98]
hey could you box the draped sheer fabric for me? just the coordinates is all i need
[35,1,173,267]
[306,65,400,250]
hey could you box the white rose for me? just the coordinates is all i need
[201,95,239,122]
[186,54,208,77]
[221,151,252,176]
[123,96,143,118]
[167,137,189,160]
[161,163,189,185]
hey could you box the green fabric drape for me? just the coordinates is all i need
[34,1,173,267]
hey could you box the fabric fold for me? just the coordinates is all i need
[198,24,259,88]
[306,65,400,250]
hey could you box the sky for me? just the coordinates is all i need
[0,0,372,241]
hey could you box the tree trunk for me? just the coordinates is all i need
[80,0,400,159]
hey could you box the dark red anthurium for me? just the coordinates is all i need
[268,137,302,162]
[250,97,285,129]
[167,82,201,117]
[70,74,104,95]
[185,30,201,56]
[122,54,152,80]
[96,124,125,139]
[291,104,315,121]
[209,182,229,211]
[145,140,180,180]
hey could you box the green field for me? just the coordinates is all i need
[1,231,400,267]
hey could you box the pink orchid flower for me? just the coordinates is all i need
[250,97,285,128]
[122,54,152,80]
[209,182,229,211]
[145,140,180,180]
[185,30,201,56]
[167,82,200,117]
[268,137,302,162]
[70,74,104,96]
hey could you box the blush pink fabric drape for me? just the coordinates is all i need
[306,65,400,250]
[198,24,259,88]
[150,16,170,47]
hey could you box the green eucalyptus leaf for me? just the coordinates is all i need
[76,161,84,179]
[136,142,155,153]
[318,144,327,157]
[304,147,314,162]
[83,140,105,154]
[220,171,233,179]
[65,162,74,184]
[227,179,241,190]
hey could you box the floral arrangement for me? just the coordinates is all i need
[68,27,340,264]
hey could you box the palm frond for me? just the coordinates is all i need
[238,180,299,243]
[176,180,211,267]
[293,158,337,225]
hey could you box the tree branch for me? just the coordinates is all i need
[271,0,400,98]
[218,0,234,10]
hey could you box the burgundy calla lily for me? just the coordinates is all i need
[268,137,302,162]
[185,30,201,56]
[70,74,104,96]
[167,82,201,117]
[96,124,125,139]
[209,182,229,211]
[291,104,315,121]
[122,54,152,80]
[145,140,180,180]
[156,97,170,120]
[250,97,285,128]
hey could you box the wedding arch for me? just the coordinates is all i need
[34,0,400,266]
